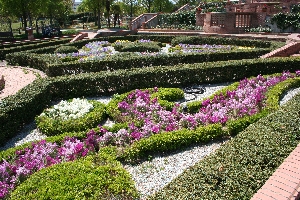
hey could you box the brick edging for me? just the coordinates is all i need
[251,143,300,200]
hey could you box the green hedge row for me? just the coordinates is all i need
[1,57,300,146]
[7,49,270,77]
[10,146,139,199]
[5,36,283,77]
[0,38,71,60]
[50,49,271,77]
[36,100,107,136]
[148,91,300,200]
[170,35,273,48]
[1,74,299,199]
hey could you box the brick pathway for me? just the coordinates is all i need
[251,143,300,200]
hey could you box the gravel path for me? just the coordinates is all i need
[0,61,47,99]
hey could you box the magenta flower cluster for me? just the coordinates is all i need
[191,72,292,125]
[98,71,295,145]
[0,131,100,198]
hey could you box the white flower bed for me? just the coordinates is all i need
[39,98,94,120]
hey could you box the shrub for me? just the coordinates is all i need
[62,29,80,35]
[54,45,78,54]
[148,93,300,199]
[35,100,107,136]
[117,41,162,52]
[10,147,140,199]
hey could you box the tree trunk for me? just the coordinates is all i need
[94,9,97,26]
[22,12,28,31]
[97,8,101,29]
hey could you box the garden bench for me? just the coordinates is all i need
[0,32,14,42]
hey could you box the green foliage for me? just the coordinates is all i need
[114,41,162,53]
[35,101,107,136]
[120,124,224,163]
[271,5,300,32]
[171,36,272,48]
[149,92,300,200]
[0,79,52,146]
[62,29,80,35]
[197,2,227,13]
[54,45,78,54]
[10,147,139,199]
[158,11,196,28]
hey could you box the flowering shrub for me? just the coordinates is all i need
[0,75,4,92]
[245,25,272,33]
[99,72,295,145]
[56,41,115,62]
[0,131,100,199]
[55,39,247,63]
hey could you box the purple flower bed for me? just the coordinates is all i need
[55,40,240,62]
[178,43,232,53]
[0,131,101,198]
[0,71,298,198]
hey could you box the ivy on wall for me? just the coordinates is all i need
[271,4,300,32]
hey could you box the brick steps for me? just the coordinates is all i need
[260,42,300,58]
[70,33,88,43]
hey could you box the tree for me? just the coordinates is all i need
[153,0,174,12]
[111,4,121,27]
[139,0,154,13]
[106,0,111,27]
[0,0,44,29]
[172,0,198,8]
[122,0,139,17]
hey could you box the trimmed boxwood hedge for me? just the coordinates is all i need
[148,91,300,200]
[10,147,140,200]
[5,36,283,77]
[0,38,71,60]
[35,100,107,136]
[1,57,300,147]
[0,74,299,200]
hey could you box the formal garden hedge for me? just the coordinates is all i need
[0,72,299,199]
[1,56,300,146]
[4,35,284,77]
[0,35,299,199]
